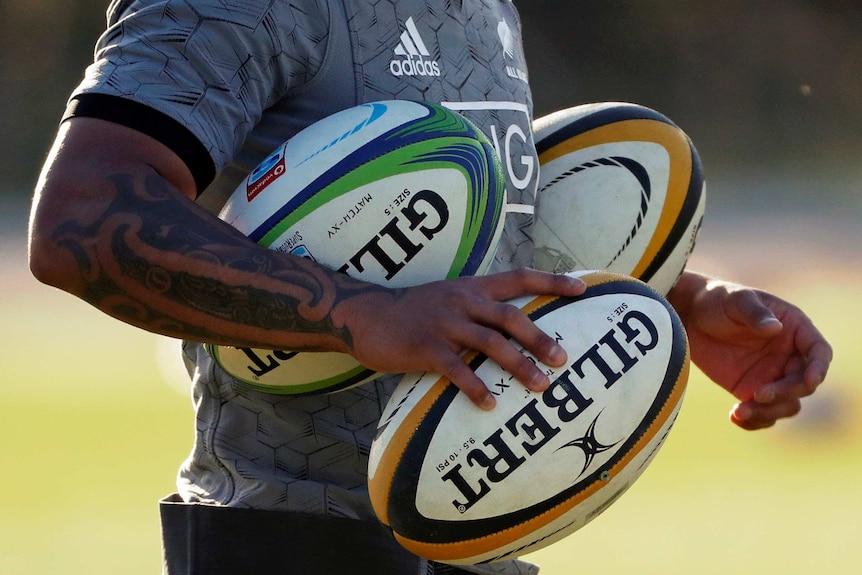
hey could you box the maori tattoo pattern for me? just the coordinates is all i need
[51,169,390,349]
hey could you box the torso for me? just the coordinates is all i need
[75,6,540,569]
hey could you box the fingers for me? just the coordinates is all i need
[470,296,568,366]
[752,357,815,404]
[475,268,586,301]
[441,296,570,409]
[730,398,802,431]
[431,349,499,410]
[429,335,552,412]
[750,311,832,404]
[797,328,834,387]
[420,269,582,409]
[732,358,825,431]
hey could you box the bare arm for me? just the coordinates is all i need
[29,118,375,351]
[29,118,585,407]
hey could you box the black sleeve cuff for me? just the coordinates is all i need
[63,93,216,195]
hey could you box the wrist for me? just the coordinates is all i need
[666,269,710,324]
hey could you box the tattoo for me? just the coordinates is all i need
[51,170,384,349]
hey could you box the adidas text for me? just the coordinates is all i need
[390,57,441,77]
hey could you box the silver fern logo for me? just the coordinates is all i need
[498,20,527,82]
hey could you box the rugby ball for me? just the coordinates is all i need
[206,100,506,395]
[368,270,689,564]
[532,102,706,295]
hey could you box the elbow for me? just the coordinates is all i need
[28,236,63,290]
[28,227,67,292]
[27,201,83,296]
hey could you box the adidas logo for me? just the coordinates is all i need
[389,17,441,77]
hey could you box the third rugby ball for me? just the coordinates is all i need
[532,102,706,295]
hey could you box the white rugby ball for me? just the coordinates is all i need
[368,270,689,564]
[532,102,706,295]
[206,100,506,395]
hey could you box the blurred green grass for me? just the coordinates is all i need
[1,220,859,575]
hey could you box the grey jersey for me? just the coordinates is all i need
[69,1,540,573]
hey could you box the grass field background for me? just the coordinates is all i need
[1,188,860,574]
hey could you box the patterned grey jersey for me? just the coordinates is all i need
[69,1,540,573]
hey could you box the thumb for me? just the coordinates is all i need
[730,288,783,335]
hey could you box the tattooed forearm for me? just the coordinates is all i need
[50,169,384,349]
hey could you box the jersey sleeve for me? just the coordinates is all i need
[64,0,331,193]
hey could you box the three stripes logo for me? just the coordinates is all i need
[389,17,441,77]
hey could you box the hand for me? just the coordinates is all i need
[337,269,586,410]
[668,272,833,430]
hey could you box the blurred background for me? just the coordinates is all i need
[1,1,859,573]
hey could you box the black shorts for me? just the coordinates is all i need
[160,494,475,575]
